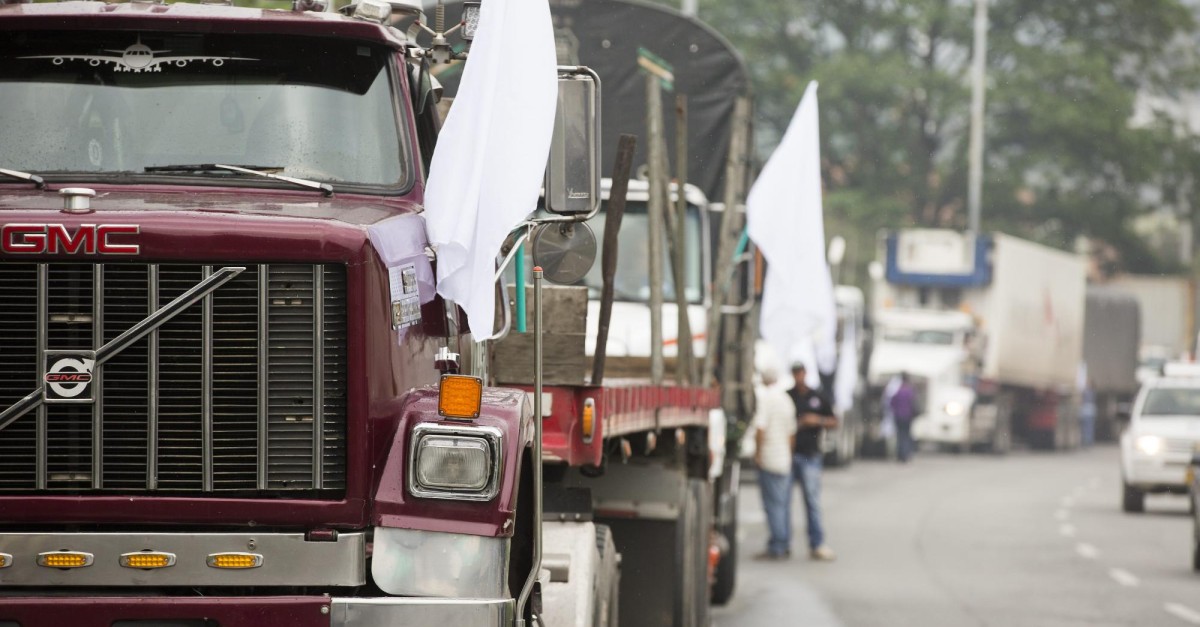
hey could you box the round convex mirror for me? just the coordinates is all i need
[530,222,597,285]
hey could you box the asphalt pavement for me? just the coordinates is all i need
[713,445,1200,627]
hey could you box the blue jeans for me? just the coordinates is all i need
[792,453,825,550]
[1080,411,1095,448]
[758,469,792,556]
[896,420,914,462]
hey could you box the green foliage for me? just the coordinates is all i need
[666,0,1200,275]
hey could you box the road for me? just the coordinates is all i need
[713,445,1199,627]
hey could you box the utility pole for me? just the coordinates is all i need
[967,0,988,233]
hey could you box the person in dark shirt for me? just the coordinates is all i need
[786,363,838,561]
[890,372,918,463]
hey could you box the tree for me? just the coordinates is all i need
[672,0,1200,277]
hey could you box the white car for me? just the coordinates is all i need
[1120,375,1200,512]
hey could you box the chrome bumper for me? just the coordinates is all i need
[332,597,514,626]
[0,531,365,587]
[1126,458,1190,490]
[0,595,515,627]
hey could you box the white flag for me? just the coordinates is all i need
[834,323,858,412]
[424,0,557,338]
[747,81,836,388]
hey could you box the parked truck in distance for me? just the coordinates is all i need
[869,229,1087,452]
[823,285,867,466]
[1082,287,1140,441]
[1107,275,1196,383]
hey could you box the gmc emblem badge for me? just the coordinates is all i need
[43,352,97,403]
[2,224,140,255]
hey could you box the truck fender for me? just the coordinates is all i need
[371,385,535,538]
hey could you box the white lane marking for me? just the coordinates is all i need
[1059,523,1076,537]
[1054,509,1069,521]
[1165,602,1200,625]
[1108,568,1139,587]
[1075,543,1099,559]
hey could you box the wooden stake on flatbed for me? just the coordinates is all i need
[591,134,637,385]
[646,73,666,385]
[672,94,695,385]
[703,96,751,387]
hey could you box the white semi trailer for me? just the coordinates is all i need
[869,229,1087,451]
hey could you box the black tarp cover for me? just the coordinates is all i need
[426,0,751,202]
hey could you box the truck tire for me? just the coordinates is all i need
[989,417,1011,455]
[1192,536,1200,573]
[710,491,737,606]
[985,398,1012,455]
[674,479,711,627]
[600,470,711,627]
[1122,484,1145,513]
[594,524,620,627]
[841,426,855,467]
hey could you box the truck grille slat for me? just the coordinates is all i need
[0,264,38,490]
[0,263,347,496]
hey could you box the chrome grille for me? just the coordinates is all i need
[0,263,347,495]
[1165,438,1197,457]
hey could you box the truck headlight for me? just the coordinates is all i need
[944,401,966,417]
[408,423,502,501]
[1136,435,1164,456]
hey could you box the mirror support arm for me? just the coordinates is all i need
[488,226,533,343]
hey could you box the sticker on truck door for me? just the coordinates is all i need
[389,264,422,329]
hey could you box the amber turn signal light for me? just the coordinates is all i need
[207,552,264,569]
[438,374,483,420]
[120,551,177,569]
[581,397,596,443]
[37,551,93,569]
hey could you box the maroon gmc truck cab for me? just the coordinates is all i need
[0,2,534,625]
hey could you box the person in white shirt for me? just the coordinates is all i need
[753,367,798,560]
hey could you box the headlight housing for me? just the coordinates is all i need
[1136,434,1164,456]
[408,423,503,501]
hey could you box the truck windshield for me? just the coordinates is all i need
[582,201,704,304]
[1141,388,1200,417]
[0,31,407,191]
[880,328,956,346]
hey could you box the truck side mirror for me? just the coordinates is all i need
[545,67,601,215]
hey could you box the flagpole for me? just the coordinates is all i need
[967,0,988,233]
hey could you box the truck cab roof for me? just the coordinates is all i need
[601,178,709,207]
[0,1,408,48]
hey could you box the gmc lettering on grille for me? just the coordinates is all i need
[1,224,140,255]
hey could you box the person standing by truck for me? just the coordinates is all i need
[890,373,918,462]
[753,367,799,560]
[788,364,839,561]
[1080,378,1097,448]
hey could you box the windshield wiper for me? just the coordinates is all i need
[0,167,46,190]
[144,163,333,197]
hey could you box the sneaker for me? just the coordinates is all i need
[752,551,789,561]
[810,545,836,561]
